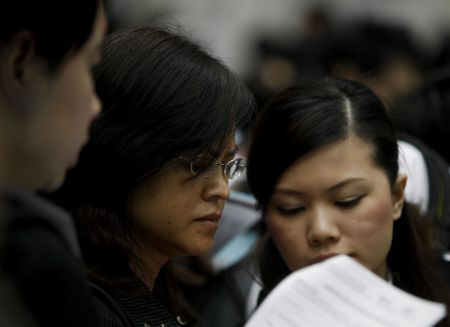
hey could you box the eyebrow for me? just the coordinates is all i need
[211,145,239,157]
[199,145,239,161]
[274,177,367,195]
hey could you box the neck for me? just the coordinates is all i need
[0,142,43,193]
[0,108,40,192]
[129,248,169,290]
[0,139,34,193]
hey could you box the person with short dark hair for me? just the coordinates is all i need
[0,1,107,326]
[50,26,255,327]
[247,77,450,326]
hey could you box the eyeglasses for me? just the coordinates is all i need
[179,156,247,180]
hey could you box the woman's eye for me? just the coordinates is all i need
[335,196,363,208]
[276,206,305,216]
[191,156,216,174]
[223,155,235,164]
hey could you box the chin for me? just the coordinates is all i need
[184,240,215,257]
[40,170,66,193]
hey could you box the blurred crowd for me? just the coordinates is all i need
[105,0,450,162]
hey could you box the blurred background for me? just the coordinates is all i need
[105,0,450,179]
[109,0,450,87]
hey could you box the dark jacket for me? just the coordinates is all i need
[90,277,187,327]
[0,188,99,326]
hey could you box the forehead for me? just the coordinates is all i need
[204,132,238,157]
[276,135,383,188]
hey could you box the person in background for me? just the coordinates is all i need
[0,1,107,326]
[391,68,450,164]
[49,26,255,327]
[391,71,450,252]
[246,77,450,326]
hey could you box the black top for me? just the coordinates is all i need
[0,188,99,327]
[90,276,187,327]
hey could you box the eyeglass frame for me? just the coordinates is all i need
[178,155,247,180]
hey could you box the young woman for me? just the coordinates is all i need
[0,1,107,326]
[247,77,450,326]
[51,26,255,327]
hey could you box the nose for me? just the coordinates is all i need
[202,167,231,201]
[307,207,340,246]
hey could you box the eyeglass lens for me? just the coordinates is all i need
[191,157,246,179]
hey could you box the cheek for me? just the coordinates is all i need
[349,195,395,236]
[344,195,395,266]
[72,76,98,120]
[132,192,171,227]
[58,62,98,119]
[266,213,294,237]
[130,178,200,230]
[266,213,308,270]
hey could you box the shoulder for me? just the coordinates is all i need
[0,191,99,326]
[1,189,81,259]
[4,213,82,283]
[1,189,84,279]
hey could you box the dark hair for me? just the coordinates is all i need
[328,20,426,74]
[0,0,101,68]
[51,26,254,319]
[247,77,450,323]
[391,67,450,163]
[248,77,398,209]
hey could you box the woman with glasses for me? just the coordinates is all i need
[49,26,254,327]
[246,77,450,326]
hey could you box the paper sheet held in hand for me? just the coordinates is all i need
[245,255,446,327]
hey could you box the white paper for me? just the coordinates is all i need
[245,255,447,327]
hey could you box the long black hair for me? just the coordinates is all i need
[247,77,450,325]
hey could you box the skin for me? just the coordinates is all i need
[265,135,407,279]
[127,135,237,288]
[0,4,107,192]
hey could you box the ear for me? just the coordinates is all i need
[0,31,37,99]
[392,174,407,221]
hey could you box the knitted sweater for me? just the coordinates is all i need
[90,277,187,327]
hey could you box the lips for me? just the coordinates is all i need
[194,213,222,228]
